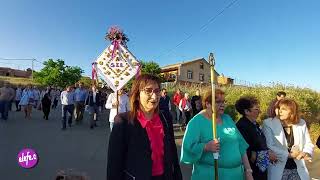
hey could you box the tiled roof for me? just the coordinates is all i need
[161,57,208,69]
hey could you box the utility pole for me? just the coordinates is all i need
[32,59,35,81]
[0,58,40,81]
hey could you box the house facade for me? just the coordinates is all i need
[161,58,233,85]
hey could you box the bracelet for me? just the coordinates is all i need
[245,169,253,173]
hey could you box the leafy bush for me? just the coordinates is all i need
[166,83,320,143]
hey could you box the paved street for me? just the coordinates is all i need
[0,105,318,180]
[0,105,109,180]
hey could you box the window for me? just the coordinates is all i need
[170,73,176,79]
[187,70,193,79]
[199,73,204,81]
[200,62,204,69]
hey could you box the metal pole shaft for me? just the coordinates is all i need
[209,53,219,180]
[116,90,119,115]
[32,59,34,81]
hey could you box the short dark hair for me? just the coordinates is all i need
[277,91,286,97]
[235,96,259,116]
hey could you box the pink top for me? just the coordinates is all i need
[137,111,164,176]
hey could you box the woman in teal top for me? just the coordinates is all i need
[181,89,254,180]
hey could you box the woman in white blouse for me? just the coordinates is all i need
[105,89,129,131]
[262,98,314,180]
[179,92,192,125]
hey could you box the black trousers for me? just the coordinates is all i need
[43,106,50,119]
[151,175,164,180]
[15,100,21,111]
[62,104,74,128]
[184,111,191,125]
[251,161,267,180]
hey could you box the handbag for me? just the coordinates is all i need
[255,150,270,172]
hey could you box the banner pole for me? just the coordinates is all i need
[209,52,219,180]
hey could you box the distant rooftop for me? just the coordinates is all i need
[161,57,208,69]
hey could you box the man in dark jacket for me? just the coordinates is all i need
[85,85,101,129]
[159,88,171,117]
[191,89,202,117]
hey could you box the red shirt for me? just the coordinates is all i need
[137,111,164,176]
[173,93,182,106]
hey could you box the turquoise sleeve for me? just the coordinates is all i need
[180,117,206,164]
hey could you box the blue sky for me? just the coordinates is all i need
[0,0,319,91]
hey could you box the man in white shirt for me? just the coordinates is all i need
[60,86,75,130]
[105,88,129,131]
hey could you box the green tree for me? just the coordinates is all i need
[140,61,161,76]
[124,60,163,89]
[78,76,92,88]
[34,59,83,88]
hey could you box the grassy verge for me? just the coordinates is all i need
[0,76,38,86]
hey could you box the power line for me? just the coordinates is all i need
[0,58,44,80]
[0,58,43,64]
[0,62,43,69]
[0,62,29,66]
[154,0,240,60]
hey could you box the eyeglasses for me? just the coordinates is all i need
[142,88,161,96]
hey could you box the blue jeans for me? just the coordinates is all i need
[175,105,182,124]
[0,100,9,120]
[61,104,74,128]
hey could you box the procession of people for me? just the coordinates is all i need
[1,74,319,180]
[0,26,318,180]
